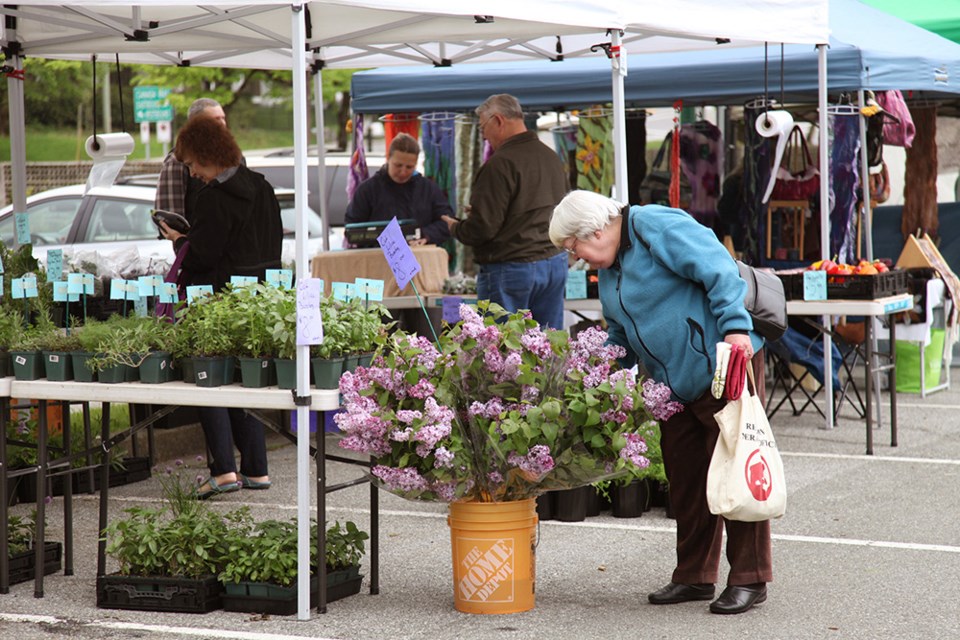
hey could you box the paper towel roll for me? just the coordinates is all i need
[85,132,135,160]
[755,110,794,203]
[84,132,135,193]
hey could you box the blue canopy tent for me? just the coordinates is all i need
[351,0,960,112]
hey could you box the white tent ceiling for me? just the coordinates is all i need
[2,1,829,69]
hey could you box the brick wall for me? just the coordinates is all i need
[0,160,164,207]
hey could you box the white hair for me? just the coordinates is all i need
[549,190,624,247]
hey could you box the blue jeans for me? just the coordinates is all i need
[477,252,567,329]
[199,407,268,477]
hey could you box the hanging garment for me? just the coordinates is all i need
[680,120,724,231]
[421,112,458,212]
[551,124,579,190]
[903,105,939,241]
[625,113,648,205]
[576,110,615,196]
[876,90,916,148]
[741,104,776,265]
[454,116,483,275]
[829,112,861,265]
[347,115,369,202]
[383,113,421,150]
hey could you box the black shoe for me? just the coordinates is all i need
[709,583,767,614]
[648,582,715,605]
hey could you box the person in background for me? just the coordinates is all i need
[442,94,569,329]
[158,116,282,500]
[346,132,452,245]
[549,190,770,615]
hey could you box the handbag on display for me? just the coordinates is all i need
[638,132,692,209]
[737,261,787,341]
[706,364,787,522]
[770,125,819,202]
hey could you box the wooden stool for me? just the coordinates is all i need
[766,200,810,260]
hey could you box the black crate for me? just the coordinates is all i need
[8,542,62,586]
[96,574,222,613]
[18,457,152,502]
[222,573,362,615]
[826,269,909,299]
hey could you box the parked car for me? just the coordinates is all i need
[0,182,342,273]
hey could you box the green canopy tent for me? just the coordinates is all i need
[862,1,960,45]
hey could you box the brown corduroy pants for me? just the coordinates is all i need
[660,351,773,586]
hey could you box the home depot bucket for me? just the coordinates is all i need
[447,498,538,614]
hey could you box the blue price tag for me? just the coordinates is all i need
[53,281,68,302]
[15,213,30,245]
[11,278,25,300]
[0,251,4,273]
[803,270,827,301]
[0,278,3,297]
[230,275,258,288]
[565,270,588,299]
[138,275,160,297]
[125,280,140,301]
[67,272,85,295]
[110,279,128,300]
[377,217,421,290]
[46,249,64,282]
[442,296,462,323]
[331,282,355,302]
[82,273,95,295]
[133,295,148,317]
[186,285,214,304]
[158,281,178,303]
[354,278,385,301]
[22,274,38,299]
[266,269,293,289]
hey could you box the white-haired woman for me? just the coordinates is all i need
[549,189,770,615]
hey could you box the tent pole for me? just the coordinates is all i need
[817,43,835,430]
[290,1,313,622]
[609,30,628,202]
[857,89,873,261]
[7,50,28,241]
[313,62,330,253]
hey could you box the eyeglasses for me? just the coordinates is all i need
[479,114,497,130]
[563,237,580,255]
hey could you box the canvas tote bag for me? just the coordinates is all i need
[706,364,786,521]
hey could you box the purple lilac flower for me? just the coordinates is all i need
[396,409,422,424]
[619,433,651,469]
[433,446,454,468]
[609,368,637,390]
[601,409,629,425]
[507,444,555,478]
[372,466,430,493]
[642,379,685,421]
[389,427,413,442]
[483,344,504,373]
[410,336,441,370]
[521,385,540,402]
[468,397,504,420]
[583,361,611,388]
[424,397,455,427]
[407,379,436,399]
[487,471,504,484]
[520,327,553,359]
[495,351,522,383]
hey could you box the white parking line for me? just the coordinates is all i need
[0,613,334,640]
[781,451,960,465]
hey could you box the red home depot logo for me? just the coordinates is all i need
[458,538,514,602]
[745,449,772,501]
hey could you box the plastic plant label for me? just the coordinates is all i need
[296,277,324,346]
[565,270,587,299]
[230,275,258,288]
[67,272,85,295]
[133,295,148,317]
[125,280,141,301]
[158,282,178,303]
[138,275,163,297]
[0,252,4,273]
[82,273,95,294]
[53,281,79,302]
[331,282,355,302]
[266,269,293,290]
[0,278,4,297]
[443,296,462,323]
[110,279,128,300]
[186,285,214,304]
[377,217,421,290]
[803,270,827,301]
[355,278,385,301]
[22,275,38,298]
[47,249,64,282]
[15,213,30,245]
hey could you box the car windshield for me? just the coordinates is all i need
[277,196,325,237]
[0,196,82,246]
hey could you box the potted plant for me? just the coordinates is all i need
[86,315,173,384]
[175,292,239,387]
[310,297,349,390]
[340,297,390,372]
[336,301,682,613]
[219,517,368,615]
[228,284,278,388]
[98,463,233,612]
[8,316,58,381]
[264,286,298,389]
[6,510,62,586]
[36,324,82,382]
[0,304,25,377]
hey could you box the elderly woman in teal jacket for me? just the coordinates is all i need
[550,190,769,615]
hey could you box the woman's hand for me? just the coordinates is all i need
[158,220,183,243]
[724,333,754,360]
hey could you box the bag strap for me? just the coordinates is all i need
[745,359,758,397]
[650,132,673,171]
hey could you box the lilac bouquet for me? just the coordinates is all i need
[337,301,682,503]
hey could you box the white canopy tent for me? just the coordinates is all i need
[1,0,829,619]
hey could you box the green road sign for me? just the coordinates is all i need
[133,86,173,123]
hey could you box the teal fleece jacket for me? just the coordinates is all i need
[600,205,764,404]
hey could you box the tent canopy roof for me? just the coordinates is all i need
[351,0,960,113]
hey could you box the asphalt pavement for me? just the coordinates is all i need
[0,367,958,640]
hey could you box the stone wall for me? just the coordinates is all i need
[0,160,164,207]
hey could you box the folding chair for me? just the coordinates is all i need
[765,325,865,420]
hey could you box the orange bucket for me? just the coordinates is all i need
[447,498,538,614]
